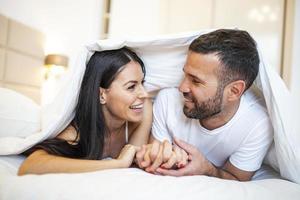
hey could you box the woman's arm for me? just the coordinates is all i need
[128,98,153,146]
[18,124,139,175]
[18,150,118,175]
[18,144,138,175]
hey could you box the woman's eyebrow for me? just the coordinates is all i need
[123,80,138,86]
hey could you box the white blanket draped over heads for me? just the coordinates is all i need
[0,30,299,184]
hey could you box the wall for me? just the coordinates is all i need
[290,0,300,131]
[109,0,285,74]
[0,0,103,66]
[109,0,162,37]
[0,14,45,103]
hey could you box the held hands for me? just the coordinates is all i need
[156,137,214,176]
[135,139,188,173]
[116,138,214,177]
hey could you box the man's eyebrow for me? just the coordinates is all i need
[183,68,204,82]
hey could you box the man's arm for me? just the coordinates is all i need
[156,137,255,181]
[208,160,254,181]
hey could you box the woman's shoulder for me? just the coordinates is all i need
[56,125,79,144]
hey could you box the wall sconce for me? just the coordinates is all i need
[44,54,69,79]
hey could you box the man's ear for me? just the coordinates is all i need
[99,87,107,104]
[224,80,246,102]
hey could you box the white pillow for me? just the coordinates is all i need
[0,88,41,138]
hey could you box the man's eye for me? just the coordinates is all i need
[192,79,206,87]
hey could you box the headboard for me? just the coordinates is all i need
[0,14,45,104]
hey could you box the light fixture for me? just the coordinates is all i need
[44,54,68,79]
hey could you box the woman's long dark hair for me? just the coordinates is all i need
[24,47,145,160]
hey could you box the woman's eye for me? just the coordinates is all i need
[128,84,136,90]
[141,80,145,85]
[192,79,200,84]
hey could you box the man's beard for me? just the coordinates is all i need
[183,86,224,120]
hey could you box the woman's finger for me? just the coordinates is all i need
[161,152,177,169]
[146,144,163,172]
[135,145,146,168]
[150,140,160,162]
[162,140,172,163]
[141,145,152,168]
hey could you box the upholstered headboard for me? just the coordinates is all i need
[0,14,45,104]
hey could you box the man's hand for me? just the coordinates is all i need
[156,137,213,176]
[155,137,254,181]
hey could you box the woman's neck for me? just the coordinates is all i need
[102,106,126,133]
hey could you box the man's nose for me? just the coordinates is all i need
[179,77,190,93]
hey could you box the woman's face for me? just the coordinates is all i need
[101,61,147,123]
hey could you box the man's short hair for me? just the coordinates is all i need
[189,29,260,90]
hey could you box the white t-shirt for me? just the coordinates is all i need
[152,88,273,172]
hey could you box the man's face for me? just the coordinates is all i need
[179,51,224,120]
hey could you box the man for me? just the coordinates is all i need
[136,29,273,181]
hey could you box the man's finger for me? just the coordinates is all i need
[180,149,188,167]
[174,137,197,154]
[156,167,186,177]
[173,145,182,163]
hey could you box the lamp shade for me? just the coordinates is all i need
[44,54,68,67]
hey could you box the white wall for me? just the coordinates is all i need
[0,0,103,66]
[213,0,285,74]
[109,0,162,37]
[109,0,284,74]
[290,0,300,131]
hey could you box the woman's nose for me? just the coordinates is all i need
[138,85,148,98]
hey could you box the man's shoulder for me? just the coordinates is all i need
[156,87,182,103]
[157,87,180,96]
[234,90,273,136]
[241,89,269,119]
[154,87,185,119]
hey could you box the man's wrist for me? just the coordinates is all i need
[205,161,218,177]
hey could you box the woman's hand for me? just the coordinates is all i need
[117,144,140,168]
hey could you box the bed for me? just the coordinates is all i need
[0,29,300,199]
[0,155,300,200]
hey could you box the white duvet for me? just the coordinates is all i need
[0,30,300,199]
[0,156,299,200]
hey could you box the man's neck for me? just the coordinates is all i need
[200,99,241,130]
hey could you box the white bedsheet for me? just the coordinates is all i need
[0,156,299,200]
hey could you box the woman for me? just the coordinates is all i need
[18,47,152,174]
